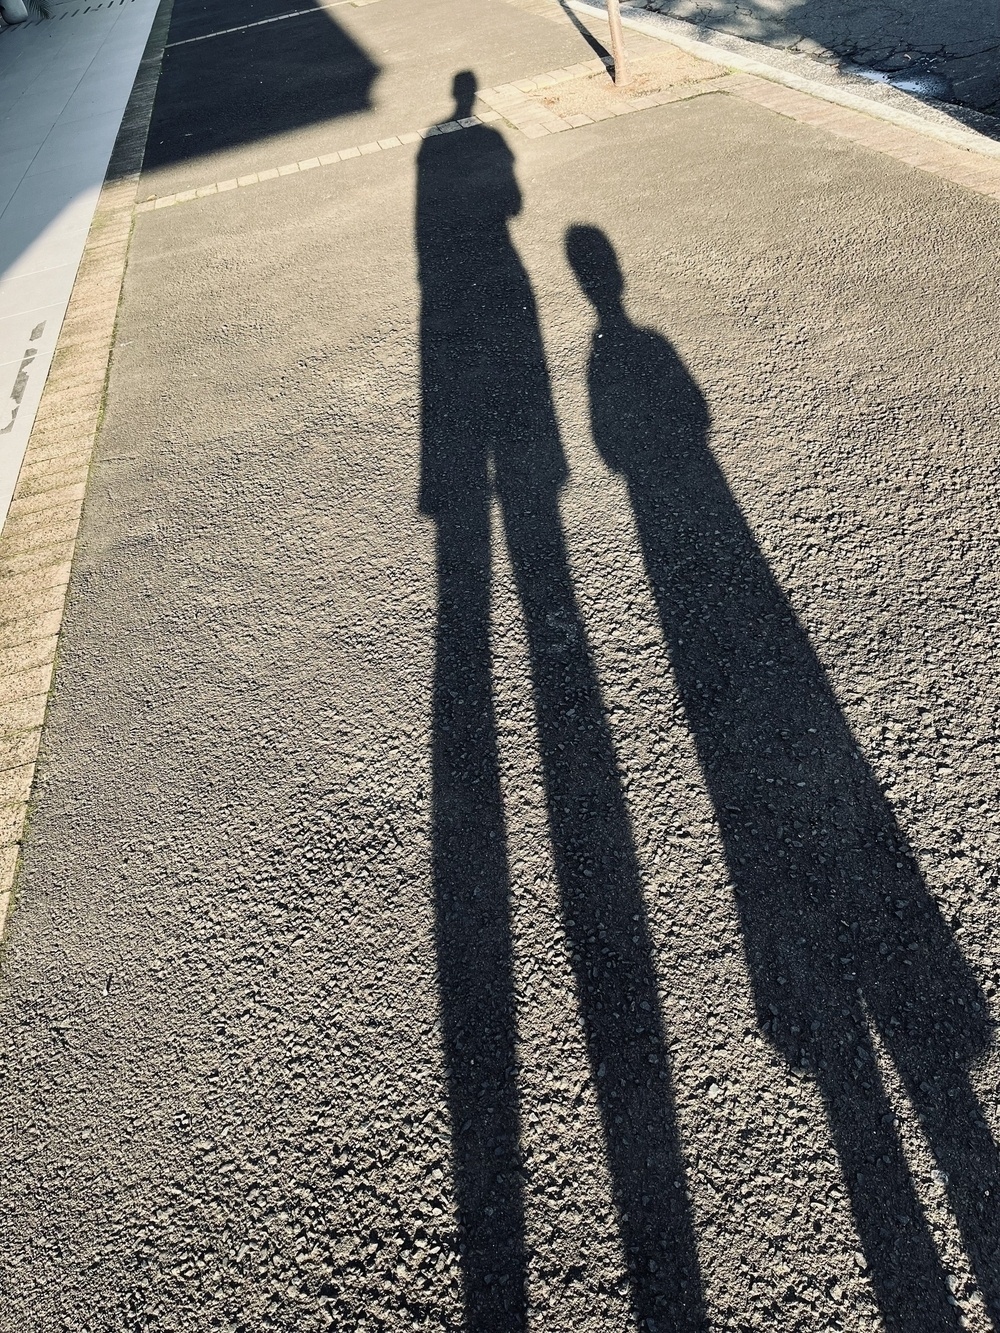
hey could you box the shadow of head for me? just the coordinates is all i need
[416,72,522,233]
[566,224,625,321]
[564,223,710,474]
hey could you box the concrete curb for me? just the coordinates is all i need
[0,0,175,943]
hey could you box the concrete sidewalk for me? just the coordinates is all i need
[0,0,160,525]
[1,0,999,1329]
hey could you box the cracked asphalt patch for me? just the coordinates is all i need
[643,0,1000,111]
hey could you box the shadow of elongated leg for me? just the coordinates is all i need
[901,1061,1000,1325]
[500,494,707,1330]
[431,509,526,1330]
[817,1040,962,1331]
[631,481,970,1332]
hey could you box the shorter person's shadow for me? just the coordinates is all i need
[566,224,1000,1333]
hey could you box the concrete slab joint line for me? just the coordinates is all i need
[0,0,175,941]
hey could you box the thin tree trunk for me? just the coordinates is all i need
[607,0,629,85]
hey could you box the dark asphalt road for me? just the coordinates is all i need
[643,0,1000,112]
[1,0,1000,1330]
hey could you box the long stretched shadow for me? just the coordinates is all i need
[567,224,1000,1332]
[144,0,379,171]
[418,73,706,1332]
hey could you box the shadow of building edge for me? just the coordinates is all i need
[418,73,707,1332]
[565,222,1000,1333]
[141,0,380,173]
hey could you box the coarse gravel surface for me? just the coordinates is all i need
[1,1,1000,1331]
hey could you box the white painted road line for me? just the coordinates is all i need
[164,0,380,48]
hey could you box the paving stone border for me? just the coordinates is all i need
[135,53,1000,212]
[132,57,735,209]
[727,73,1000,196]
[476,58,732,134]
[134,110,508,210]
[0,0,174,940]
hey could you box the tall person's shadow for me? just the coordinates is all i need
[567,223,1000,1332]
[417,74,706,1331]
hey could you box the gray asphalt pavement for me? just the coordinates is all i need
[2,0,1000,1330]
[643,0,1000,112]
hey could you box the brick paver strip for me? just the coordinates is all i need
[134,56,1000,214]
[0,0,175,940]
[727,74,1000,198]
